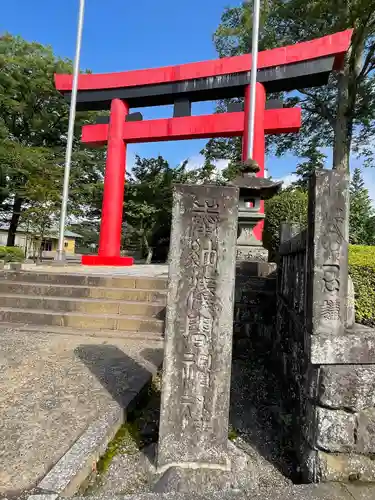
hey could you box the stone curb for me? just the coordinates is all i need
[33,403,124,498]
[27,374,154,500]
[27,352,159,500]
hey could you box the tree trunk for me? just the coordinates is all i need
[333,59,351,172]
[145,247,153,265]
[143,234,153,264]
[333,29,364,173]
[6,197,23,246]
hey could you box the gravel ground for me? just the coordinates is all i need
[80,348,293,496]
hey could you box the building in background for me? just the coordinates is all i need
[0,224,81,259]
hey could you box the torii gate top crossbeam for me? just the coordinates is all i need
[54,30,352,110]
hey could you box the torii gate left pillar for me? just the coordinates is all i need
[82,99,134,266]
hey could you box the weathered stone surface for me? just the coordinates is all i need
[154,442,256,493]
[158,185,238,472]
[72,482,359,500]
[356,409,375,454]
[236,245,268,262]
[315,407,355,452]
[0,260,5,270]
[345,483,375,500]
[315,449,375,482]
[280,223,302,245]
[306,170,349,339]
[9,261,22,271]
[317,366,375,411]
[346,276,355,328]
[311,325,375,364]
[304,403,355,452]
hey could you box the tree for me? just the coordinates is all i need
[124,156,192,263]
[349,168,375,245]
[291,139,326,190]
[0,34,104,244]
[204,0,375,174]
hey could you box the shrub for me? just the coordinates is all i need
[349,245,375,327]
[0,246,25,263]
[263,188,308,256]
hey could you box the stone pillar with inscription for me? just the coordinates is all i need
[306,169,349,360]
[157,184,239,482]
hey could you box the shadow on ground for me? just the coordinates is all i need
[75,342,294,490]
[75,344,163,452]
[229,344,296,483]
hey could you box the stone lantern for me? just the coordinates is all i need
[229,160,282,262]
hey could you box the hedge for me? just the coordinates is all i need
[0,246,25,263]
[349,245,375,327]
[264,189,308,256]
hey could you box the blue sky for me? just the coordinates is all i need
[1,0,374,199]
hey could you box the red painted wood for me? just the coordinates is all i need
[82,255,134,266]
[241,83,266,242]
[55,30,352,92]
[253,84,266,241]
[82,109,301,146]
[98,99,128,258]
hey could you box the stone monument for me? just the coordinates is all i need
[230,160,282,262]
[157,184,239,490]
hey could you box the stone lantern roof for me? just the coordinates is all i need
[228,159,283,199]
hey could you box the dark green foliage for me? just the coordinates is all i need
[349,245,375,327]
[204,0,375,174]
[0,34,104,243]
[349,168,375,245]
[124,156,192,262]
[291,140,325,190]
[263,189,308,255]
[0,246,25,262]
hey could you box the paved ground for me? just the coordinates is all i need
[0,323,164,497]
[18,264,169,278]
[70,482,375,499]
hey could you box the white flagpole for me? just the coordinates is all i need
[247,0,261,160]
[56,0,85,261]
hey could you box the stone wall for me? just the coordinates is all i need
[275,170,375,482]
[233,261,277,357]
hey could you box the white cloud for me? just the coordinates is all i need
[274,165,375,206]
[184,154,229,181]
[276,173,298,188]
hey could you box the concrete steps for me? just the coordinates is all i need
[0,270,167,337]
[0,281,167,301]
[0,293,166,317]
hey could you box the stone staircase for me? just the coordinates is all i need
[0,270,167,338]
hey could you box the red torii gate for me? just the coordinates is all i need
[55,29,352,266]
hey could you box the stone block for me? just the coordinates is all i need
[304,403,355,452]
[315,450,375,482]
[356,409,375,454]
[311,325,375,364]
[306,170,349,339]
[0,260,5,270]
[236,261,277,278]
[158,184,238,472]
[317,366,375,411]
[346,275,355,328]
[154,441,255,493]
[236,245,268,262]
[9,261,22,271]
